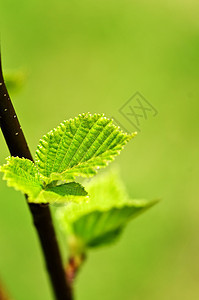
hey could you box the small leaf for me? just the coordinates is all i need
[34,182,88,204]
[0,157,88,204]
[57,171,158,249]
[35,113,136,183]
[46,182,88,197]
[0,157,43,201]
[61,199,157,248]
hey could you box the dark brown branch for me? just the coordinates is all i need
[0,52,73,300]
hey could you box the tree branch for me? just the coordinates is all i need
[0,52,73,300]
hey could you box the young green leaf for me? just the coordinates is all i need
[46,182,88,197]
[0,158,88,204]
[0,156,43,201]
[35,182,88,204]
[35,113,136,183]
[57,171,158,249]
[0,114,135,206]
[68,202,156,248]
[36,182,88,204]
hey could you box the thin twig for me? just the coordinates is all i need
[0,52,73,300]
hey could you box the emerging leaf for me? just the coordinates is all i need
[46,182,88,197]
[69,204,154,248]
[35,182,88,204]
[57,171,158,249]
[35,113,136,183]
[0,158,88,204]
[0,157,43,201]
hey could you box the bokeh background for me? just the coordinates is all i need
[0,0,199,299]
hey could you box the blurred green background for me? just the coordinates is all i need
[0,0,199,299]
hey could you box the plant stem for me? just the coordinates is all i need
[0,52,73,300]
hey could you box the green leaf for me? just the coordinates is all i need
[34,182,88,204]
[46,182,88,196]
[57,171,158,249]
[61,199,157,248]
[35,113,135,183]
[0,114,134,206]
[0,156,43,201]
[0,157,88,204]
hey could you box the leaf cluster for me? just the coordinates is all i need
[0,113,135,204]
